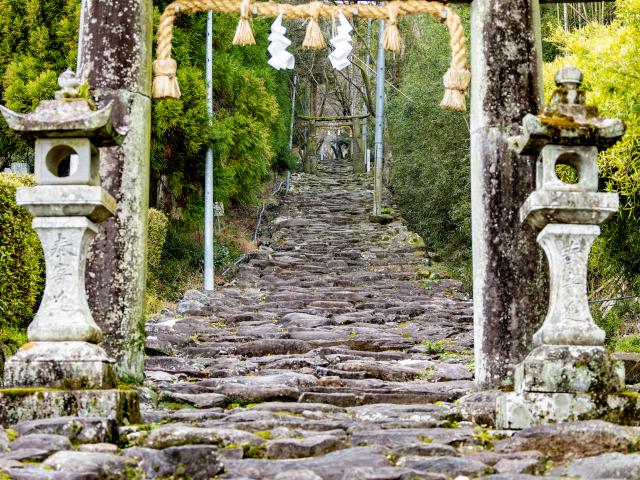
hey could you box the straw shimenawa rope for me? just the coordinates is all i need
[153,0,470,111]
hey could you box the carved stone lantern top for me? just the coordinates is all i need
[518,66,621,230]
[0,70,126,148]
[515,65,626,156]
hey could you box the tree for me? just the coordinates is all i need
[0,1,293,208]
[0,0,79,168]
[151,6,292,210]
[386,13,471,278]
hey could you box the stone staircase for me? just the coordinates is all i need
[5,158,640,479]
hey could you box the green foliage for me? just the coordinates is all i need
[0,325,29,355]
[593,299,640,348]
[590,215,640,293]
[614,334,640,353]
[421,339,452,355]
[0,0,80,167]
[545,0,640,293]
[151,7,292,209]
[387,13,471,281]
[0,2,292,201]
[0,173,44,330]
[147,198,241,301]
[147,207,169,286]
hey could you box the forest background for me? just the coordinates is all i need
[0,0,639,354]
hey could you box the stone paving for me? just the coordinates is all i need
[3,159,640,479]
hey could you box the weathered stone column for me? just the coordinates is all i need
[470,0,548,387]
[80,0,153,382]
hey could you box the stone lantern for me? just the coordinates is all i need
[496,66,633,428]
[0,71,139,425]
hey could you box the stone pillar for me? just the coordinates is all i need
[28,217,102,344]
[535,224,603,346]
[80,0,153,382]
[470,0,548,388]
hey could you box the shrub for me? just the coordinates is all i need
[614,334,640,353]
[147,207,169,286]
[544,0,640,295]
[387,13,472,278]
[593,299,640,348]
[0,173,44,331]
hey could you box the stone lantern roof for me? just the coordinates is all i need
[514,65,626,156]
[0,70,126,147]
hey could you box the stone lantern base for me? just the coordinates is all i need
[0,388,140,426]
[497,390,640,429]
[0,342,140,426]
[3,342,117,389]
[496,345,639,429]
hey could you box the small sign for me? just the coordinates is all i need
[214,202,224,217]
[10,162,29,174]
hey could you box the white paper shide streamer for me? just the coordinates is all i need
[268,13,295,70]
[329,11,353,71]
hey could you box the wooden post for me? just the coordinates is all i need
[470,0,548,388]
[304,120,318,174]
[79,0,153,382]
[351,119,364,173]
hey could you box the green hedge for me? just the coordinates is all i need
[0,173,44,332]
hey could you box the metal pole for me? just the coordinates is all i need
[373,19,385,216]
[362,19,372,172]
[76,0,86,76]
[286,75,298,194]
[204,11,216,292]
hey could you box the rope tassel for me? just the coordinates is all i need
[233,0,256,46]
[303,1,325,49]
[439,7,471,111]
[440,67,471,111]
[152,59,181,99]
[382,2,402,52]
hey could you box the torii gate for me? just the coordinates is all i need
[79,0,613,388]
[298,114,370,173]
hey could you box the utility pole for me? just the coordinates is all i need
[362,19,372,172]
[204,12,215,292]
[286,74,298,193]
[373,19,385,216]
[350,61,363,173]
[76,0,86,75]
